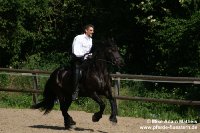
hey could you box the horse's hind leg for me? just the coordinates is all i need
[59,97,75,129]
[91,92,105,122]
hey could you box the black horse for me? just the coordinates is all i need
[31,39,124,129]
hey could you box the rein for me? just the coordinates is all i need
[97,59,115,65]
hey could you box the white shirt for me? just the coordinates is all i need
[72,34,93,58]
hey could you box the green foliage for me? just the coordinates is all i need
[20,52,71,70]
[0,0,70,68]
[1,0,200,76]
[147,11,200,76]
[0,75,9,87]
[117,81,198,120]
[0,92,32,108]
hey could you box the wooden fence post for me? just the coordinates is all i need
[114,72,120,97]
[32,72,39,105]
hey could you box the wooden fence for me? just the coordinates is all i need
[111,73,200,106]
[0,68,50,104]
[0,68,200,106]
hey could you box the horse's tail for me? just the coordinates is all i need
[31,78,56,115]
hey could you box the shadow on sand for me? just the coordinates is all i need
[29,125,108,133]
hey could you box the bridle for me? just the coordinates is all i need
[97,59,116,65]
[96,48,122,66]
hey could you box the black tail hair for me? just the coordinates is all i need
[31,78,56,115]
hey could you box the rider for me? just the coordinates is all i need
[71,24,94,100]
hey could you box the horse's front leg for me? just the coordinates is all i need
[59,97,76,129]
[91,92,105,122]
[108,96,118,123]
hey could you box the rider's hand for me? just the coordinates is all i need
[84,53,92,60]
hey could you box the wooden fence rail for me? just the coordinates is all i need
[0,68,51,74]
[0,68,200,106]
[0,87,42,94]
[112,73,200,106]
[111,73,200,84]
[0,68,50,104]
[114,96,200,106]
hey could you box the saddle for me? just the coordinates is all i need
[78,60,91,82]
[56,59,92,88]
[56,67,68,88]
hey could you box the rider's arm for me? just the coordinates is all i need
[72,36,85,57]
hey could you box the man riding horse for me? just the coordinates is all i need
[32,32,124,129]
[71,24,94,100]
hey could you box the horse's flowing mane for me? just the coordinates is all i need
[92,38,115,57]
[87,38,116,74]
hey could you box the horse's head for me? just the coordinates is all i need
[96,38,123,67]
[105,44,124,67]
[93,38,124,67]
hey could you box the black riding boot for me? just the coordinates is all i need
[72,64,80,100]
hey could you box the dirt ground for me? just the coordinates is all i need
[0,108,199,133]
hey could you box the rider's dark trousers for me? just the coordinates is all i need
[72,55,83,96]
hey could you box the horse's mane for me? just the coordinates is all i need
[85,38,117,73]
[91,38,115,54]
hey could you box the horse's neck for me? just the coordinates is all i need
[94,54,109,75]
[96,62,107,73]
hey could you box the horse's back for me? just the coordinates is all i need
[49,66,72,87]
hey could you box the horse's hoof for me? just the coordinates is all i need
[92,113,102,122]
[70,120,76,125]
[69,117,76,125]
[64,117,76,130]
[92,115,99,122]
[109,116,117,123]
[64,125,72,130]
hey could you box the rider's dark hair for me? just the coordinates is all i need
[84,24,94,32]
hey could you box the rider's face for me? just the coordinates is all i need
[85,27,94,37]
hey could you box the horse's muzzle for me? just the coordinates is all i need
[114,58,125,67]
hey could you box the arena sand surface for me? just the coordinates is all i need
[0,108,199,133]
